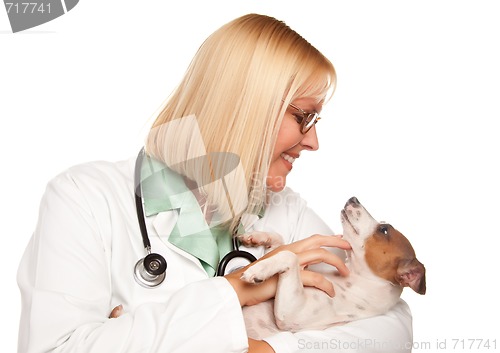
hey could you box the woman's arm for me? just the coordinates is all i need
[248,338,275,353]
[18,170,248,353]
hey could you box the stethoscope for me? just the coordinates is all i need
[133,148,257,288]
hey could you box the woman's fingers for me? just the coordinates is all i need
[296,248,350,277]
[261,234,351,261]
[109,304,123,319]
[258,234,351,276]
[300,270,335,297]
[284,234,351,254]
[261,234,351,265]
[228,234,351,305]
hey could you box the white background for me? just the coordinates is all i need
[1,1,499,351]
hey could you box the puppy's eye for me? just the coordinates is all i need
[379,225,389,235]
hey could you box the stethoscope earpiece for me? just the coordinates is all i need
[134,253,167,288]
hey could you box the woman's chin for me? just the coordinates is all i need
[266,177,287,192]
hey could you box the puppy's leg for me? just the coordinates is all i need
[241,251,333,331]
[240,250,298,284]
[241,251,307,331]
[270,252,309,331]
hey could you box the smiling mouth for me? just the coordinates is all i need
[280,153,296,164]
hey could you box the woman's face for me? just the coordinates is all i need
[266,97,322,192]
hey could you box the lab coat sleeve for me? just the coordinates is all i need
[262,189,414,353]
[17,171,248,353]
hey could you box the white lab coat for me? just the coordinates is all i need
[17,156,413,353]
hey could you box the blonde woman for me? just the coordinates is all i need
[18,14,412,353]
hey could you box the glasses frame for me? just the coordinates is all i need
[288,102,321,134]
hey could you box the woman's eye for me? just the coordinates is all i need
[292,114,304,124]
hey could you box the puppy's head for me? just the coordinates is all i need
[341,197,426,294]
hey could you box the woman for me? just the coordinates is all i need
[17,14,412,353]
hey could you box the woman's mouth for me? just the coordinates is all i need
[280,153,296,170]
[281,153,296,164]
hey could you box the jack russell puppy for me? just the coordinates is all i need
[110,197,426,340]
[240,196,426,339]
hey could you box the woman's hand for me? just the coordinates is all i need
[225,234,351,307]
[247,338,275,353]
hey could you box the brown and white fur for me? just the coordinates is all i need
[240,196,426,339]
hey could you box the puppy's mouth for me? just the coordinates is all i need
[341,209,358,236]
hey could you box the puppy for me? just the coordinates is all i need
[240,196,426,339]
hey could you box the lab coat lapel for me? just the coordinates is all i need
[141,154,233,276]
[150,211,177,239]
[147,192,220,276]
[168,205,219,276]
[151,211,233,277]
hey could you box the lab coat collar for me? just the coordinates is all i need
[140,155,192,215]
[140,154,232,276]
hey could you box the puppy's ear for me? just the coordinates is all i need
[396,259,426,294]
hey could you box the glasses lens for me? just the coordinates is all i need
[302,113,319,133]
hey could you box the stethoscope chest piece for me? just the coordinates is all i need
[133,253,167,288]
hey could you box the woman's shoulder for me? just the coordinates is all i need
[267,186,307,210]
[46,156,135,198]
[67,157,134,180]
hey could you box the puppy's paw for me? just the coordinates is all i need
[241,250,299,284]
[241,251,296,284]
[240,258,277,284]
[240,271,264,284]
[238,231,284,249]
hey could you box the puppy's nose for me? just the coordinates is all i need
[346,197,360,207]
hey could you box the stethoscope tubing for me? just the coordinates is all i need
[133,148,257,287]
[134,148,152,253]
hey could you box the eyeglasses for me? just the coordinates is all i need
[288,102,321,134]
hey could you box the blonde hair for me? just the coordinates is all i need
[145,13,336,232]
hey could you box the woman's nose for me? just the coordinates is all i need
[301,125,319,151]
